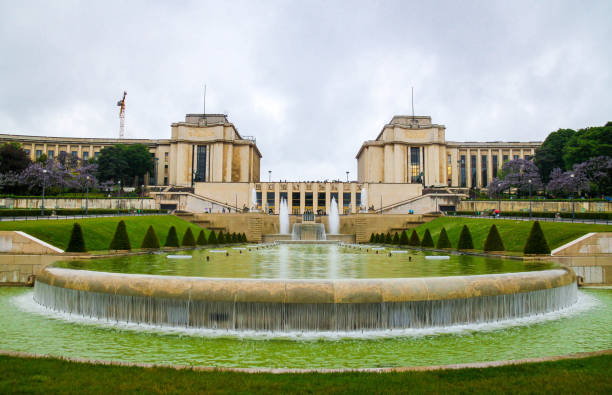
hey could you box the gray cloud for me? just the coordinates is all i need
[1,0,610,181]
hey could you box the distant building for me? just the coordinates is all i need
[0,113,540,214]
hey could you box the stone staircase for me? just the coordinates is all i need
[355,216,369,243]
[247,217,263,243]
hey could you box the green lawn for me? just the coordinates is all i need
[0,215,208,252]
[410,217,611,253]
[0,354,610,394]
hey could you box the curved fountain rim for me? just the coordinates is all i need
[36,266,576,304]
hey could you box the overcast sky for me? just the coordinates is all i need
[1,1,610,181]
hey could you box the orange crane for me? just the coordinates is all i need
[117,91,127,139]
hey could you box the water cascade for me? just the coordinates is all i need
[34,267,577,332]
[328,197,340,235]
[279,198,289,234]
[360,187,368,212]
[251,188,258,211]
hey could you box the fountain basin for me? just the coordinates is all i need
[34,267,576,332]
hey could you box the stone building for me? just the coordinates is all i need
[0,113,540,214]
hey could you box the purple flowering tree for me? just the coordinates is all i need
[546,168,590,197]
[573,156,612,196]
[488,159,543,198]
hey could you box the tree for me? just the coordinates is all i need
[546,167,589,196]
[164,226,179,247]
[218,231,225,244]
[497,159,543,196]
[241,233,247,242]
[421,229,434,248]
[523,221,550,254]
[399,230,409,246]
[0,143,31,174]
[436,227,451,249]
[385,232,392,244]
[369,233,375,243]
[392,232,400,244]
[196,230,207,246]
[573,156,612,196]
[182,228,196,247]
[207,230,217,244]
[457,225,474,250]
[141,225,160,249]
[408,230,420,246]
[563,124,612,169]
[109,220,131,250]
[96,144,153,184]
[483,224,505,252]
[66,223,87,252]
[534,129,575,182]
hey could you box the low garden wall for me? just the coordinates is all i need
[0,197,156,211]
[457,200,611,214]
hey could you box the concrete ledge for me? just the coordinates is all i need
[0,231,64,254]
[37,267,576,304]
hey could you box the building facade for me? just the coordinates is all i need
[1,113,541,214]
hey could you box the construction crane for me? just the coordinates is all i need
[117,91,127,139]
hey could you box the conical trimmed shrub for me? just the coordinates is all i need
[109,220,131,250]
[436,227,452,249]
[483,224,505,252]
[196,230,207,246]
[385,232,392,244]
[241,233,247,242]
[218,231,225,244]
[208,230,217,244]
[141,225,160,249]
[399,230,409,246]
[408,230,420,246]
[164,226,179,247]
[457,225,474,250]
[421,229,434,248]
[392,232,400,244]
[66,223,87,252]
[523,221,550,254]
[182,228,196,247]
[232,232,238,243]
[370,233,375,243]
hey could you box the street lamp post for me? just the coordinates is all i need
[85,176,90,215]
[41,169,48,216]
[268,170,271,183]
[141,184,144,214]
[528,179,532,218]
[570,174,575,221]
[117,180,121,214]
[497,182,501,214]
[346,171,349,182]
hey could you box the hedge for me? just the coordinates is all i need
[65,223,87,252]
[181,228,196,247]
[457,225,474,250]
[451,211,612,220]
[0,208,166,217]
[164,226,179,248]
[483,224,505,252]
[109,220,131,250]
[523,221,551,254]
[408,230,420,246]
[436,227,452,249]
[141,225,160,249]
[421,229,434,248]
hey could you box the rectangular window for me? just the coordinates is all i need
[330,192,338,207]
[481,155,488,187]
[25,149,30,155]
[343,192,351,214]
[94,151,100,158]
[460,155,466,187]
[267,192,275,211]
[83,151,89,160]
[279,192,287,204]
[292,192,300,214]
[163,177,168,186]
[447,154,452,186]
[48,150,54,158]
[513,154,519,160]
[471,155,477,188]
[256,192,262,208]
[36,150,42,159]
[194,145,207,182]
[503,154,508,163]
[356,192,361,208]
[317,192,326,213]
[305,192,313,211]
[492,155,498,179]
[164,152,169,162]
[71,151,78,158]
[410,147,421,183]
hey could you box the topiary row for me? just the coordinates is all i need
[365,221,549,254]
[65,221,248,252]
